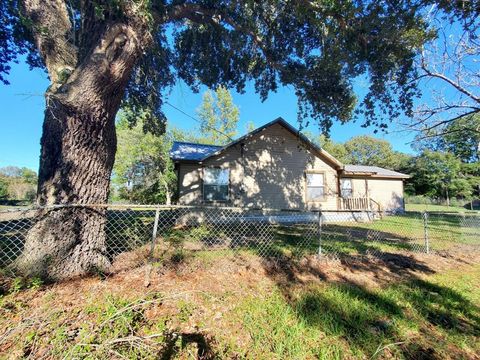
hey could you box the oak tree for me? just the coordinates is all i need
[0,0,469,279]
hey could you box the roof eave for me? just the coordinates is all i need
[171,158,203,164]
[342,171,376,176]
[199,117,344,170]
[341,170,410,179]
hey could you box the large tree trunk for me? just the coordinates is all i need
[15,22,146,280]
[16,99,117,278]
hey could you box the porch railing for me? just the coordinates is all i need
[338,197,368,210]
[338,197,384,214]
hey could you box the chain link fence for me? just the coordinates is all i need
[1,205,479,271]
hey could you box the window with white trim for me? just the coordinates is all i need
[340,178,353,198]
[306,172,325,201]
[203,167,229,201]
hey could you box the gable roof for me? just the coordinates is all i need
[343,165,410,179]
[170,119,410,179]
[170,117,343,169]
[170,141,222,161]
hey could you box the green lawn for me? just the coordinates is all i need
[405,202,477,213]
[1,258,479,359]
[239,263,480,359]
[269,211,479,258]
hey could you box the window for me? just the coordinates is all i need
[203,167,229,201]
[306,172,325,201]
[341,178,353,198]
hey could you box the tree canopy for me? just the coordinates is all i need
[313,134,411,170]
[113,113,181,204]
[0,166,38,202]
[3,0,476,135]
[415,113,480,163]
[197,86,239,145]
[405,151,467,199]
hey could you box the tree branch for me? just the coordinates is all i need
[21,0,78,84]
[419,109,480,133]
[414,126,480,142]
[420,62,480,104]
[165,3,281,71]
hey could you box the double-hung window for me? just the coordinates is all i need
[340,178,353,198]
[306,172,325,202]
[203,167,229,201]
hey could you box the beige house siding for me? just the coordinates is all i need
[177,123,339,210]
[367,178,405,212]
[178,163,203,205]
[350,178,369,197]
[339,176,405,212]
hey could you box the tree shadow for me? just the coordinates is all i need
[260,251,480,358]
[159,331,216,360]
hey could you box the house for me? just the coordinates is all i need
[170,118,409,213]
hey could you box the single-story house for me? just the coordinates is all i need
[170,118,409,213]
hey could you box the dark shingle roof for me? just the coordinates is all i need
[343,165,409,178]
[170,141,222,161]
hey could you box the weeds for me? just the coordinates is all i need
[0,258,479,359]
[238,265,480,359]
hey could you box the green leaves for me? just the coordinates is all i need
[416,114,480,164]
[2,0,477,134]
[312,134,411,170]
[406,151,473,199]
[112,113,177,204]
[197,86,239,145]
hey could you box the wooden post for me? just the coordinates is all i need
[150,207,160,255]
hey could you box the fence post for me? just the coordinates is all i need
[317,210,323,258]
[144,207,160,287]
[423,211,429,254]
[150,207,160,257]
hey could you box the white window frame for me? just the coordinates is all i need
[340,178,353,198]
[203,167,230,202]
[305,171,326,202]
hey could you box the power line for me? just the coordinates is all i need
[165,101,235,142]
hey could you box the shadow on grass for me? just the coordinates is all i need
[159,331,216,360]
[260,251,480,358]
[268,223,426,258]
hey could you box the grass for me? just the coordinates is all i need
[269,211,479,258]
[1,255,479,359]
[240,264,480,359]
[405,202,477,213]
[2,208,479,268]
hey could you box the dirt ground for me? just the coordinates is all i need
[1,250,479,359]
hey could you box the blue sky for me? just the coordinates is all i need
[0,59,416,172]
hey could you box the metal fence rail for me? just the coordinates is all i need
[1,205,479,271]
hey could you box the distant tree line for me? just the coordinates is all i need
[114,89,479,206]
[0,166,37,203]
[308,114,479,204]
[111,86,241,204]
[407,114,479,205]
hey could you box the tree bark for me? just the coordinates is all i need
[16,22,146,280]
[16,99,117,278]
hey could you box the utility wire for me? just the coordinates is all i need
[165,101,235,142]
[13,93,236,142]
